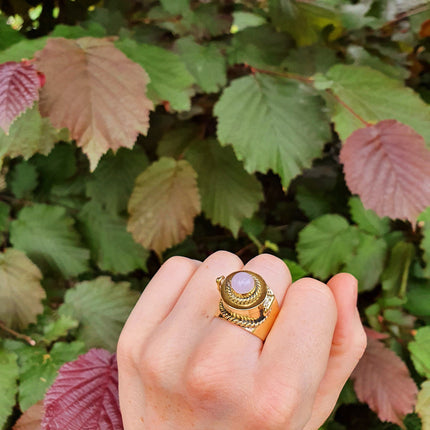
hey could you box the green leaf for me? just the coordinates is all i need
[157,123,200,159]
[297,214,359,279]
[185,138,263,236]
[31,143,77,194]
[406,279,430,317]
[10,204,90,277]
[283,45,338,76]
[58,277,139,351]
[268,0,343,46]
[419,208,430,278]
[0,16,23,50]
[88,7,127,35]
[324,65,430,143]
[116,38,194,111]
[86,147,148,215]
[242,216,265,238]
[0,106,68,162]
[340,2,380,30]
[343,232,388,292]
[0,38,47,63]
[128,157,201,255]
[0,349,18,428]
[180,4,232,38]
[49,23,107,39]
[349,197,391,236]
[42,314,79,344]
[78,201,149,274]
[283,259,309,282]
[231,11,266,32]
[0,202,10,232]
[409,326,430,379]
[215,74,331,188]
[176,37,226,93]
[346,45,409,80]
[296,184,333,219]
[228,25,293,68]
[416,380,430,430]
[381,241,415,294]
[9,161,38,199]
[50,175,88,210]
[18,341,85,411]
[0,248,45,330]
[160,0,190,15]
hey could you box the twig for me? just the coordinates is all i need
[382,3,430,28]
[250,67,314,84]
[0,320,36,346]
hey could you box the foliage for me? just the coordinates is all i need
[0,0,430,428]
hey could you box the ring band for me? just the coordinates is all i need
[216,270,279,341]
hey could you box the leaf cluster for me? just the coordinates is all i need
[0,0,430,428]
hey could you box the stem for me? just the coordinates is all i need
[250,67,314,84]
[398,250,412,299]
[327,90,371,127]
[250,66,371,127]
[236,242,256,257]
[383,4,430,28]
[0,320,36,346]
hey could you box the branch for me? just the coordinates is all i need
[0,320,36,346]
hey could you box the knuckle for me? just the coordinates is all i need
[252,254,292,283]
[253,384,303,430]
[204,250,243,267]
[116,329,139,370]
[293,278,337,309]
[184,359,224,400]
[137,336,173,387]
[162,255,197,272]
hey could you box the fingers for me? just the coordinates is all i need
[117,256,201,360]
[205,253,292,350]
[244,254,292,307]
[118,252,242,429]
[117,256,201,430]
[303,273,366,430]
[185,254,292,396]
[134,251,243,387]
[257,277,338,429]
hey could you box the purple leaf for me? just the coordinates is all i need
[0,61,42,133]
[42,349,123,430]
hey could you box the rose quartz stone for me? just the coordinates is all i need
[231,272,254,294]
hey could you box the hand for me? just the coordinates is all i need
[117,251,366,430]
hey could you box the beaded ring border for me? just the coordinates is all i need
[216,270,279,341]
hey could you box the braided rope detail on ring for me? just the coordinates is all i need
[219,302,267,328]
[219,289,275,328]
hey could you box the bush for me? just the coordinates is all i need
[0,0,430,428]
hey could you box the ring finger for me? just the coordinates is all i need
[183,254,292,397]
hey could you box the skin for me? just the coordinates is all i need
[117,251,367,430]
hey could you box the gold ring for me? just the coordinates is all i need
[216,270,279,341]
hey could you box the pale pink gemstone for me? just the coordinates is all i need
[231,272,254,294]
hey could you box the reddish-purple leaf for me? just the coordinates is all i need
[42,349,122,430]
[351,334,418,426]
[0,61,42,133]
[339,120,430,224]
